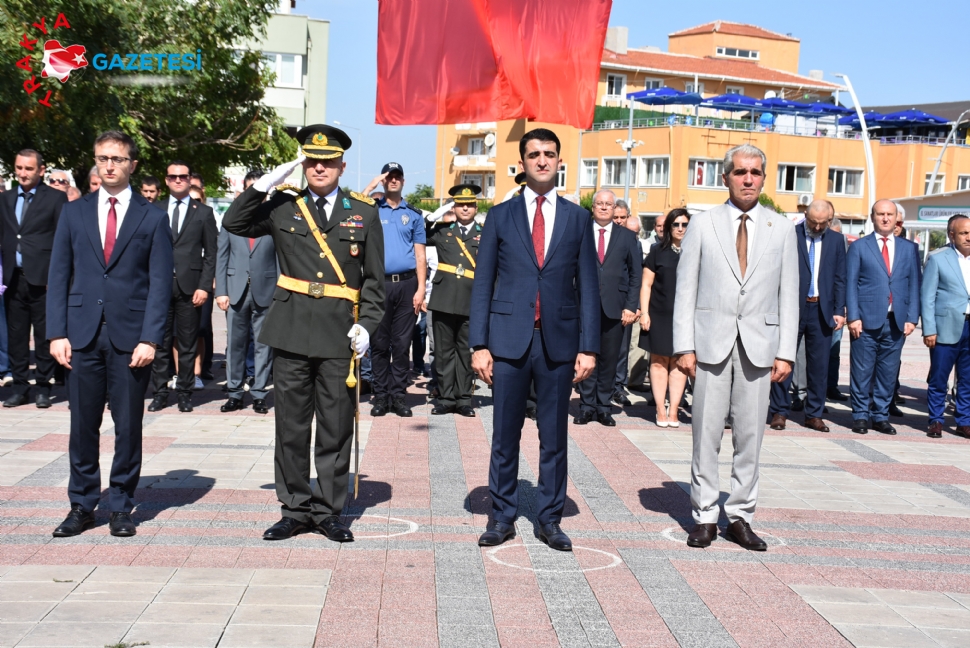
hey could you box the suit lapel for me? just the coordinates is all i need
[796,224,810,271]
[943,247,966,293]
[742,206,776,284]
[511,195,538,268]
[713,205,743,283]
[107,197,147,269]
[601,224,621,265]
[543,196,570,266]
[19,185,41,229]
[892,235,905,275]
[82,194,105,268]
[324,191,348,234]
[866,235,890,276]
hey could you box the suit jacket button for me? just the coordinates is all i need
[98,299,103,305]
[738,314,742,320]
[316,272,323,278]
[740,289,745,295]
[530,302,535,308]
[104,274,108,279]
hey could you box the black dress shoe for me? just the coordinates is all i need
[686,523,718,548]
[391,397,412,417]
[317,515,354,542]
[726,520,767,551]
[200,371,214,381]
[263,517,307,540]
[573,410,594,425]
[538,522,572,551]
[827,388,849,402]
[478,520,515,546]
[371,397,388,417]
[52,504,95,537]
[597,412,616,427]
[851,419,869,435]
[895,393,905,405]
[431,404,456,415]
[109,512,136,537]
[872,420,897,435]
[220,397,245,412]
[252,399,269,414]
[147,395,168,412]
[889,403,904,417]
[35,393,52,408]
[456,405,476,417]
[612,393,632,407]
[790,398,805,412]
[177,395,193,413]
[3,393,27,408]
[359,379,372,396]
[525,406,537,420]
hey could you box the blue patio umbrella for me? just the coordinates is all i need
[803,102,854,116]
[626,87,703,106]
[760,97,812,113]
[838,111,883,128]
[875,109,949,126]
[699,93,767,111]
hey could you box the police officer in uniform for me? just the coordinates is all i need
[427,184,482,416]
[221,125,385,542]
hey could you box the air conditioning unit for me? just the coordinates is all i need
[798,194,812,206]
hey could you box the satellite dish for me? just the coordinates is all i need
[764,90,777,99]
[484,133,496,147]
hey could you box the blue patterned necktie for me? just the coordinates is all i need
[808,236,817,298]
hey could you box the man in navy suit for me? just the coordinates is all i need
[846,199,921,436]
[46,131,173,538]
[768,200,846,432]
[576,190,640,426]
[470,128,599,551]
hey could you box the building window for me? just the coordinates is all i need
[556,164,567,190]
[688,159,724,188]
[725,85,744,95]
[581,159,599,188]
[606,74,626,97]
[484,173,495,198]
[639,157,669,187]
[925,173,945,195]
[643,79,664,90]
[507,165,518,177]
[959,175,970,191]
[603,158,636,186]
[778,164,815,193]
[685,81,705,94]
[716,46,759,60]
[467,138,485,156]
[262,53,302,88]
[828,169,863,196]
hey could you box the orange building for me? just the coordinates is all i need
[434,21,970,230]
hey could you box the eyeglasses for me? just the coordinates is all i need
[593,202,615,208]
[895,222,904,227]
[94,155,131,166]
[49,178,70,185]
[167,174,190,182]
[670,222,688,229]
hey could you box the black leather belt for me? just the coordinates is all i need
[386,270,416,282]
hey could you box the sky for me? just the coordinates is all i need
[304,0,970,192]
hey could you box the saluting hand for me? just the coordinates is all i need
[253,154,306,193]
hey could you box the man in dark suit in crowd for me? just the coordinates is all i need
[47,130,173,537]
[1,149,68,408]
[147,161,217,413]
[846,199,921,436]
[471,128,599,552]
[576,189,640,426]
[769,200,846,432]
[215,209,279,414]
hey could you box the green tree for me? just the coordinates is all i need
[0,0,297,193]
[759,193,786,214]
[405,183,435,205]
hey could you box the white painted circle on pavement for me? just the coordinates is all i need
[350,514,419,539]
[486,543,622,572]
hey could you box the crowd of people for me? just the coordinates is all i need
[0,125,965,553]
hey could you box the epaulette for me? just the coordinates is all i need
[349,191,375,206]
[273,184,302,195]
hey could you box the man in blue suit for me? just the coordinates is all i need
[846,199,921,435]
[46,131,173,537]
[768,200,846,432]
[470,129,599,551]
[921,214,970,439]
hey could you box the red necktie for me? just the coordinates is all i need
[249,237,255,251]
[597,227,606,263]
[104,197,118,264]
[533,195,545,322]
[881,237,892,304]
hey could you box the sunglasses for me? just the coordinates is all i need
[166,174,190,182]
[670,222,688,229]
[49,178,70,185]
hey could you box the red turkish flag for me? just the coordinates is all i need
[376,0,612,128]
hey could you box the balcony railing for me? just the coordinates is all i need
[453,155,495,168]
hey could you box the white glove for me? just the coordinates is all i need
[427,201,454,223]
[347,324,369,358]
[253,154,306,193]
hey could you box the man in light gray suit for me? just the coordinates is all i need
[673,144,798,551]
[215,220,279,414]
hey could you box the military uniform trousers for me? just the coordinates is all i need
[431,310,472,408]
[273,348,355,523]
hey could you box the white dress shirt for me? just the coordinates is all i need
[593,221,613,256]
[725,200,755,262]
[308,185,339,221]
[166,194,189,235]
[805,231,823,297]
[97,185,133,247]
[955,247,970,314]
[523,186,557,256]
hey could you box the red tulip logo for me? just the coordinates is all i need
[41,39,88,83]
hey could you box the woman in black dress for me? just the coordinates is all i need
[639,208,690,427]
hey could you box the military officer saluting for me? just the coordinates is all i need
[221,125,385,542]
[427,184,482,416]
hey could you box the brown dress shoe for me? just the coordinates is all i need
[928,421,943,439]
[803,417,830,433]
[769,413,787,430]
[725,520,767,551]
[686,523,718,548]
[958,426,970,439]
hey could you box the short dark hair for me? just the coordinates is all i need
[140,175,160,189]
[189,172,203,187]
[519,128,561,160]
[243,169,264,184]
[16,149,44,167]
[661,208,691,250]
[167,159,192,175]
[94,131,139,161]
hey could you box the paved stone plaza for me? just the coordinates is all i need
[2,328,970,647]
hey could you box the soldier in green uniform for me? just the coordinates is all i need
[221,125,385,542]
[426,184,482,417]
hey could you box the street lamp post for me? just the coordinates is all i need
[332,120,361,191]
[833,73,876,234]
[927,108,970,196]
